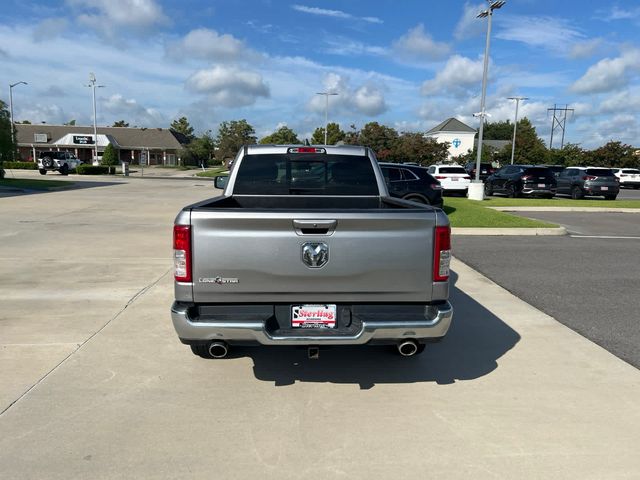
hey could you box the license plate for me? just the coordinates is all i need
[292,304,337,328]
[481,170,487,174]
[601,186,608,191]
[452,178,459,181]
[538,183,546,188]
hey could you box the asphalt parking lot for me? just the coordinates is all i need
[1,175,639,479]
[618,187,640,200]
[454,211,640,368]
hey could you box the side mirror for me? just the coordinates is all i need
[214,175,228,190]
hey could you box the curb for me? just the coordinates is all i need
[452,226,567,236]
[489,206,640,213]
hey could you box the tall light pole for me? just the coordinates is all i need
[473,1,506,185]
[316,91,338,145]
[85,73,105,164]
[9,81,28,161]
[508,96,528,165]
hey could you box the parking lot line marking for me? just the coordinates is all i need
[570,235,640,239]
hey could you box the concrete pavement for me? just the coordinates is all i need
[1,175,639,479]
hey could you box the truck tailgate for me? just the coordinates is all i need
[190,210,437,303]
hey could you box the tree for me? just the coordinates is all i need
[311,122,345,145]
[183,130,216,166]
[170,117,195,142]
[64,119,76,126]
[101,143,119,174]
[357,122,399,159]
[215,119,257,162]
[584,141,638,168]
[546,143,585,167]
[112,120,129,127]
[0,99,17,170]
[259,126,300,144]
[511,118,548,164]
[482,120,514,140]
[392,133,450,165]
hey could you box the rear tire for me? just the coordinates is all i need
[507,183,519,198]
[404,195,429,205]
[571,186,584,200]
[60,164,69,175]
[604,194,617,200]
[484,182,493,197]
[39,169,47,175]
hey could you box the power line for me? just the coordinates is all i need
[547,104,574,149]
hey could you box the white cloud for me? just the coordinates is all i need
[323,37,387,57]
[569,38,604,59]
[186,66,270,107]
[307,73,388,117]
[454,2,486,40]
[604,6,640,21]
[166,28,257,62]
[599,88,640,114]
[496,15,585,56]
[421,55,484,97]
[571,48,640,94]
[32,18,69,42]
[392,24,451,63]
[102,94,165,126]
[291,5,382,23]
[67,0,169,39]
[17,104,69,125]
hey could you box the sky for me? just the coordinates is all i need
[1,0,639,149]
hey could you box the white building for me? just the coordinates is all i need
[425,118,477,161]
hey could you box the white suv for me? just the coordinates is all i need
[427,165,471,194]
[38,151,82,175]
[613,168,640,189]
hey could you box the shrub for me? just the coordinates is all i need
[3,161,38,170]
[76,164,110,175]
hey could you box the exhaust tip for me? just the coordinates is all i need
[208,341,229,359]
[398,340,418,357]
[308,346,320,360]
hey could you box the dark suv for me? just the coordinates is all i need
[556,167,619,200]
[379,163,443,208]
[464,162,495,181]
[484,165,557,198]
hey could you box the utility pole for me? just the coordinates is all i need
[9,81,28,161]
[316,92,338,145]
[85,73,105,164]
[547,104,574,149]
[508,96,528,164]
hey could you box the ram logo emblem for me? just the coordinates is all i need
[302,242,329,268]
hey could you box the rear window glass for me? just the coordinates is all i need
[621,169,639,174]
[234,153,378,195]
[523,167,553,175]
[586,168,614,176]
[439,167,467,174]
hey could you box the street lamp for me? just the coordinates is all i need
[316,91,338,145]
[472,0,506,194]
[85,73,105,165]
[508,96,528,165]
[9,81,28,161]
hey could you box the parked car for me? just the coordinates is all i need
[484,165,557,198]
[37,151,83,175]
[379,162,443,208]
[556,167,619,200]
[427,165,471,195]
[613,168,640,189]
[544,165,565,177]
[464,162,495,181]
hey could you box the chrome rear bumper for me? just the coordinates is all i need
[171,301,453,345]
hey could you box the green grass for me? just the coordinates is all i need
[480,197,640,208]
[443,197,557,228]
[196,167,229,178]
[0,179,74,190]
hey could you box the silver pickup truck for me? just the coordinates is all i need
[171,145,453,359]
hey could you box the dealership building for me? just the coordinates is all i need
[15,124,188,165]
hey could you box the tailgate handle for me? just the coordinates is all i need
[293,220,337,235]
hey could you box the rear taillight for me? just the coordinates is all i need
[173,225,192,282]
[433,226,451,282]
[435,175,447,179]
[463,175,471,180]
[430,183,443,190]
[521,175,532,181]
[583,175,597,181]
[288,147,326,153]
